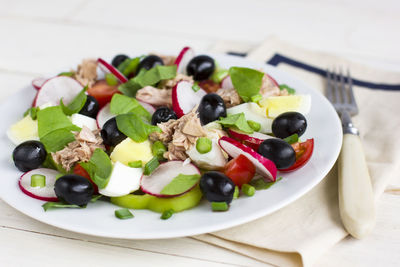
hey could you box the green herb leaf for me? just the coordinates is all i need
[37,106,80,152]
[23,107,39,120]
[249,177,282,190]
[229,67,264,102]
[279,84,296,95]
[115,208,134,219]
[118,65,177,97]
[105,73,119,86]
[192,83,201,92]
[110,94,151,121]
[57,72,75,77]
[80,148,112,189]
[283,134,299,144]
[60,86,88,116]
[117,57,141,77]
[90,195,103,203]
[160,174,201,196]
[128,160,143,168]
[116,113,161,143]
[143,156,159,175]
[217,113,254,134]
[211,69,229,83]
[42,201,85,211]
[42,154,66,173]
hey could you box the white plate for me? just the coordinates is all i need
[0,54,342,239]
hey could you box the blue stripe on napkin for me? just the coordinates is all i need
[227,52,400,91]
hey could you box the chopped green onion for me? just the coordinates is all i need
[211,202,229,211]
[128,160,143,168]
[242,184,255,196]
[251,94,263,103]
[211,69,229,83]
[279,84,296,95]
[152,141,166,159]
[192,83,201,92]
[161,209,174,220]
[23,107,39,120]
[90,195,102,203]
[115,208,134,219]
[249,177,282,190]
[31,174,46,188]
[143,157,159,175]
[105,73,118,86]
[196,137,212,154]
[283,134,299,144]
[247,120,261,132]
[233,186,239,199]
[58,71,74,77]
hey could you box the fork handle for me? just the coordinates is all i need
[338,133,375,239]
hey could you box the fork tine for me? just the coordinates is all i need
[333,68,341,103]
[339,67,349,104]
[347,69,357,109]
[326,69,334,101]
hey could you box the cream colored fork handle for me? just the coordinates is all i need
[338,134,376,239]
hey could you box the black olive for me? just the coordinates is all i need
[54,174,94,206]
[198,93,226,125]
[12,140,47,172]
[258,139,296,169]
[151,107,177,125]
[186,55,215,81]
[200,171,235,204]
[79,95,99,118]
[112,54,129,68]
[137,55,164,71]
[101,117,127,146]
[272,112,307,139]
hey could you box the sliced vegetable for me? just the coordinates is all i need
[175,46,195,75]
[87,80,120,108]
[115,208,134,219]
[19,168,60,202]
[249,176,282,190]
[31,174,46,188]
[161,209,174,220]
[196,137,212,154]
[227,128,274,151]
[172,80,206,117]
[280,139,314,172]
[211,202,229,211]
[128,160,143,168]
[152,141,166,159]
[143,156,159,176]
[241,184,255,196]
[97,58,128,83]
[224,154,256,188]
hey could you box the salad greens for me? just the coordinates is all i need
[117,57,141,77]
[118,65,176,97]
[80,148,113,189]
[217,113,254,133]
[23,106,39,120]
[160,174,201,196]
[279,84,296,95]
[229,67,264,102]
[110,94,150,121]
[116,113,161,143]
[60,86,88,116]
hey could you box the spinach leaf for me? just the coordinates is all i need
[249,177,282,190]
[110,94,151,121]
[229,67,264,102]
[160,174,201,196]
[80,148,112,189]
[116,113,161,143]
[217,113,254,133]
[60,86,88,116]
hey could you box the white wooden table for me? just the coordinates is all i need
[1,1,399,266]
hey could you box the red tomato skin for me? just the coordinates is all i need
[87,80,121,108]
[73,164,99,194]
[280,139,314,172]
[224,154,256,188]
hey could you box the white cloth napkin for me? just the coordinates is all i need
[192,37,400,267]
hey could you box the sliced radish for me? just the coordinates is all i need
[228,128,275,151]
[219,136,277,182]
[32,77,48,90]
[34,76,84,107]
[266,74,279,87]
[19,168,60,202]
[140,161,201,197]
[138,100,156,115]
[97,58,128,83]
[221,75,234,89]
[96,103,114,129]
[174,47,195,75]
[172,80,206,117]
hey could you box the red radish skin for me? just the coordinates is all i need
[32,77,47,90]
[97,58,128,83]
[266,74,279,87]
[174,47,195,74]
[218,136,277,182]
[228,128,275,151]
[172,81,206,117]
[34,76,83,107]
[221,75,234,90]
[19,168,60,202]
[140,161,201,198]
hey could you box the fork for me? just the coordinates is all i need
[326,69,375,239]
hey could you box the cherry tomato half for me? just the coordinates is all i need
[73,164,99,193]
[280,138,314,172]
[198,80,220,93]
[224,154,256,188]
[87,80,121,108]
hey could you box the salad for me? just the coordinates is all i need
[7,47,314,220]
